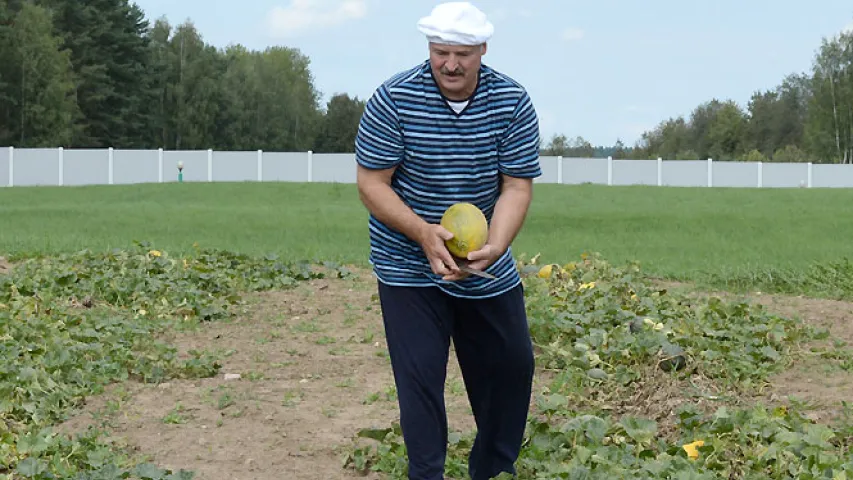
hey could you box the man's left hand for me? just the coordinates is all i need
[466,243,503,271]
[441,243,504,281]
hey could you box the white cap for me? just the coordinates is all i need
[417,2,494,46]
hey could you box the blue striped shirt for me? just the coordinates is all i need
[355,60,542,299]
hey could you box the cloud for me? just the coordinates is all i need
[266,0,367,38]
[560,27,584,42]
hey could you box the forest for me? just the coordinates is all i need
[0,0,851,163]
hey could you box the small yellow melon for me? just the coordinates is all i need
[440,202,489,259]
[537,264,553,278]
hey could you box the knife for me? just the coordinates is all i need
[456,262,497,279]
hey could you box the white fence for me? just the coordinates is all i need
[2,146,852,188]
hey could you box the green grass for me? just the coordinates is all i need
[1,181,852,296]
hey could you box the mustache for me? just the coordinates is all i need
[441,68,464,76]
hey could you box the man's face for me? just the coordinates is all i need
[428,42,486,99]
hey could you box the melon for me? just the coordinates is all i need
[537,264,554,278]
[440,202,489,259]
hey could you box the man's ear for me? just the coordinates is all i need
[481,42,487,55]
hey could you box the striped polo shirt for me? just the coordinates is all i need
[355,60,542,299]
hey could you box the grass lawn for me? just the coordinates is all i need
[1,181,851,296]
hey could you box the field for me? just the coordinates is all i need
[1,182,853,479]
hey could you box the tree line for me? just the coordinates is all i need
[0,0,365,153]
[542,25,853,164]
[0,0,851,163]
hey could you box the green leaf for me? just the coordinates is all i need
[620,417,658,445]
[133,462,168,479]
[357,427,393,442]
[16,457,47,477]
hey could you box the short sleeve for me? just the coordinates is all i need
[355,85,404,170]
[498,91,542,178]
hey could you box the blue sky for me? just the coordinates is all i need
[132,0,853,147]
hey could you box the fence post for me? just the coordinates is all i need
[207,148,213,182]
[257,150,263,182]
[58,147,64,186]
[557,155,563,184]
[307,150,313,182]
[807,162,813,188]
[657,157,662,186]
[757,162,762,188]
[607,156,612,186]
[707,158,713,187]
[108,147,114,185]
[158,148,164,183]
[7,146,12,187]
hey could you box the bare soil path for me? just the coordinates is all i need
[657,280,853,421]
[60,268,480,480]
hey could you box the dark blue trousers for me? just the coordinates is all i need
[376,281,535,480]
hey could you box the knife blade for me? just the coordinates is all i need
[457,264,497,279]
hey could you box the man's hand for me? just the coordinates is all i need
[357,165,465,280]
[465,243,504,271]
[417,223,461,279]
[439,242,503,282]
[442,174,533,282]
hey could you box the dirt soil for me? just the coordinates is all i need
[58,269,853,480]
[59,268,487,480]
[753,293,853,420]
[0,256,11,274]
[656,280,853,421]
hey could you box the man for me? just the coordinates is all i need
[354,2,541,479]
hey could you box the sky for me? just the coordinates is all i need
[131,0,853,148]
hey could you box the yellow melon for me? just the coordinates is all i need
[440,202,489,259]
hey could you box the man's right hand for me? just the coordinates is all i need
[356,165,462,279]
[418,223,461,278]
